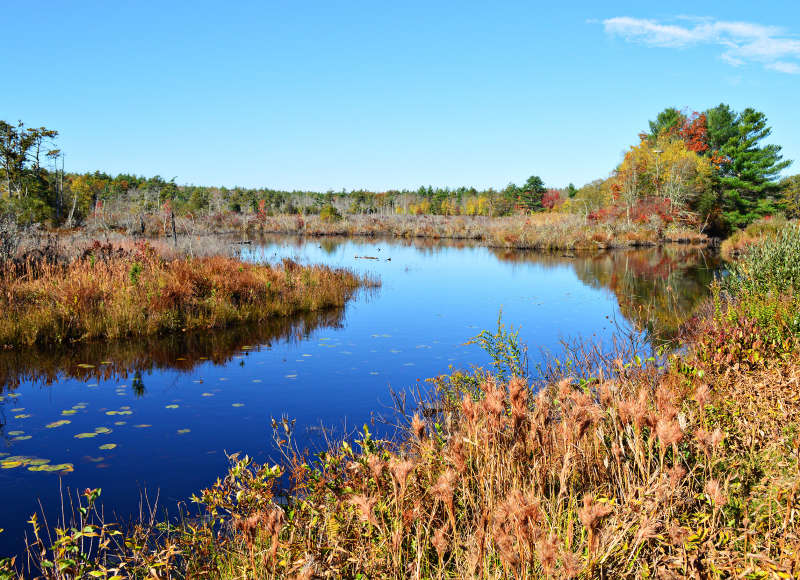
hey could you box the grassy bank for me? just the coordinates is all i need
[0,240,371,348]
[246,213,708,250]
[4,230,798,579]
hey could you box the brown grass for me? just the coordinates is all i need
[246,214,708,251]
[0,241,372,348]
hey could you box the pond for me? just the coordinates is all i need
[0,237,719,557]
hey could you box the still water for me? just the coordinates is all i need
[0,237,718,556]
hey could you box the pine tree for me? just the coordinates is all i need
[713,107,791,229]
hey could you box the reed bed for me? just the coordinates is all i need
[0,241,370,348]
[250,214,708,251]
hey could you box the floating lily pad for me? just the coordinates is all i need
[285,374,297,379]
[98,444,117,450]
[252,379,262,383]
[27,458,49,466]
[105,411,119,416]
[1,461,23,469]
[46,420,71,429]
[48,463,74,473]
[14,414,31,419]
[176,429,191,435]
[133,424,152,428]
[94,427,112,434]
[113,421,127,426]
[61,410,77,416]
[201,392,214,397]
[232,403,245,408]
[77,363,95,369]
[11,408,24,412]
[165,404,179,409]
[12,435,31,441]
[74,432,98,439]
[7,431,24,436]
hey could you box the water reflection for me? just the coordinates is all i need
[489,245,720,341]
[0,307,347,392]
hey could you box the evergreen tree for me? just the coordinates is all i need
[711,107,791,229]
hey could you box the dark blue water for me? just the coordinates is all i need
[0,237,717,557]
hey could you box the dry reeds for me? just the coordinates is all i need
[0,241,371,347]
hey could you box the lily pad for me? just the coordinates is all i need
[61,410,77,416]
[14,414,31,419]
[201,392,214,397]
[94,427,112,434]
[177,429,191,435]
[1,461,23,469]
[46,420,71,429]
[74,432,98,439]
[232,403,245,408]
[165,404,179,409]
[133,424,152,428]
[12,435,32,441]
[8,431,24,436]
[77,363,95,369]
[98,444,117,450]
[113,421,127,426]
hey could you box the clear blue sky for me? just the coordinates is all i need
[2,1,798,191]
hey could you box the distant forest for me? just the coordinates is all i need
[2,104,798,236]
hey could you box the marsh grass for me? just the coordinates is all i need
[248,214,707,251]
[0,241,371,348]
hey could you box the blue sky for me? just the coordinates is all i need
[2,1,798,191]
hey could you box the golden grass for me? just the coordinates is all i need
[0,242,370,348]
[249,214,707,251]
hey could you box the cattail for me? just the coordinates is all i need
[411,413,426,440]
[705,479,727,506]
[431,524,449,561]
[350,494,379,527]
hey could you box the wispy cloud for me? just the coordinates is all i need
[602,16,800,74]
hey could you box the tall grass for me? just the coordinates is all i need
[0,241,372,348]
[247,214,707,251]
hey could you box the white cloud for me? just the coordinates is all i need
[602,16,800,74]
[766,61,800,74]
